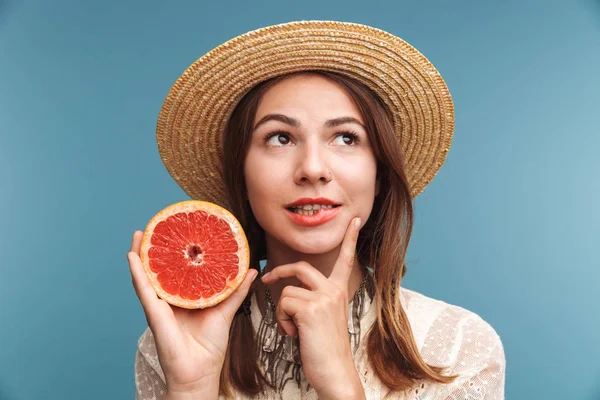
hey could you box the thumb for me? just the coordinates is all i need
[214,269,258,320]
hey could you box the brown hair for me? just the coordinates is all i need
[220,70,457,397]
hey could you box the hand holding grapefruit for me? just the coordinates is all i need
[127,200,256,396]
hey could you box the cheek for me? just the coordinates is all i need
[345,160,378,217]
[244,175,271,231]
[244,151,267,199]
[346,158,378,192]
[244,155,284,223]
[244,161,266,212]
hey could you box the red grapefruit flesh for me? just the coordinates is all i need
[140,200,250,309]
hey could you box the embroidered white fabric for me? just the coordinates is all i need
[134,287,505,399]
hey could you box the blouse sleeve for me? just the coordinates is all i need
[434,312,506,400]
[134,328,168,400]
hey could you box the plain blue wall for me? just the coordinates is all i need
[1,0,599,399]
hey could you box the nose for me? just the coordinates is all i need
[293,139,331,185]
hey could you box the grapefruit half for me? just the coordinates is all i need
[140,200,250,309]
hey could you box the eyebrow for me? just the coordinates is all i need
[252,113,366,131]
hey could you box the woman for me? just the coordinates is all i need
[129,21,505,399]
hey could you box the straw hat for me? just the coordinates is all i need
[156,20,454,211]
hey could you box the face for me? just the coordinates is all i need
[244,74,379,255]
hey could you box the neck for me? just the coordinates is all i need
[253,234,366,318]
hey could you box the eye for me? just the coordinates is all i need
[332,131,360,146]
[264,131,292,147]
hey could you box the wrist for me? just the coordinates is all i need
[164,392,204,400]
[318,384,365,400]
[317,365,366,400]
[164,387,218,400]
[165,375,220,400]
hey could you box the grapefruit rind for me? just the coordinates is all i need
[140,200,250,309]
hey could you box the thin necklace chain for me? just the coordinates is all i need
[256,269,371,390]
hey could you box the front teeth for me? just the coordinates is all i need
[290,204,335,215]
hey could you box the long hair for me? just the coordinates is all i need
[220,70,457,397]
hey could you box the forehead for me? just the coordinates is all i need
[255,74,363,122]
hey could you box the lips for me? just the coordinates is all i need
[284,204,342,227]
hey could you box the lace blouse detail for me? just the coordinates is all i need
[134,287,506,399]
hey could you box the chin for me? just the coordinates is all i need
[284,237,339,255]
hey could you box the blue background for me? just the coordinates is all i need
[1,0,599,399]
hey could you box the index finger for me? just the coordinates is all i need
[329,217,361,287]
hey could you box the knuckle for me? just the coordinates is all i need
[280,296,292,309]
[306,301,320,316]
[128,251,139,262]
[342,252,354,266]
[281,286,293,298]
[318,293,332,306]
[331,287,344,301]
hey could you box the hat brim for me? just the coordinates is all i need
[157,20,454,211]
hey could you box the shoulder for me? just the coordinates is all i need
[399,287,506,396]
[399,286,503,349]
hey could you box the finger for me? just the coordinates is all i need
[213,269,259,321]
[329,217,361,287]
[261,262,325,291]
[279,285,316,302]
[127,250,162,320]
[276,297,308,337]
[127,250,189,345]
[130,230,144,255]
[275,286,315,336]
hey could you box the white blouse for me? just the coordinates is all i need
[135,287,506,399]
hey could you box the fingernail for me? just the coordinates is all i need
[251,271,258,282]
[354,218,361,229]
[262,271,271,280]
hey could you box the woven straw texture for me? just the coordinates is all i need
[157,20,454,211]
